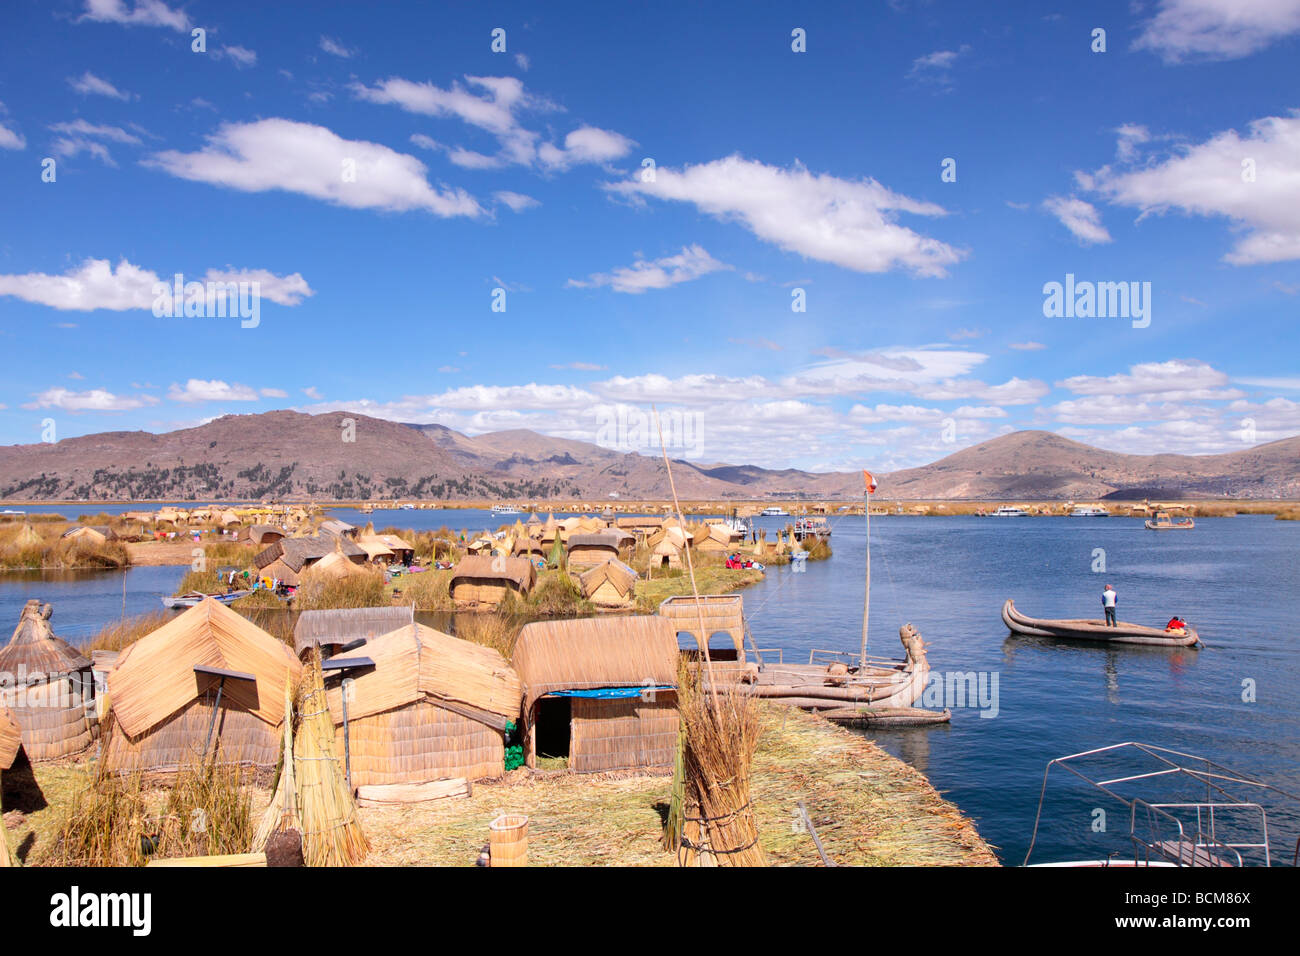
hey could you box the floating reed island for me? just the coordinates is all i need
[1,589,991,867]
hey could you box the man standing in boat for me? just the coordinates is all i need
[1102,584,1117,627]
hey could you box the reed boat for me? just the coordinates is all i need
[819,705,952,727]
[161,589,250,609]
[1002,599,1199,647]
[1145,511,1194,530]
[742,623,934,709]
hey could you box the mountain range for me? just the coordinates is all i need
[0,411,1295,501]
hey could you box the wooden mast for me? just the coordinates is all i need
[859,470,876,667]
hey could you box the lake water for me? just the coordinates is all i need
[2,508,1297,865]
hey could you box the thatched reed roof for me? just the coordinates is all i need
[13,523,43,548]
[319,518,356,537]
[242,524,283,545]
[450,555,537,591]
[0,600,90,683]
[355,538,396,561]
[577,559,638,598]
[61,525,111,541]
[301,542,371,581]
[107,598,301,738]
[0,704,19,770]
[294,606,414,657]
[511,536,545,557]
[567,531,632,550]
[512,617,678,710]
[375,533,414,553]
[616,516,665,529]
[255,534,363,572]
[324,622,521,729]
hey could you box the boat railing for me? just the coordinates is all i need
[1144,801,1268,866]
[1025,742,1300,866]
[808,648,858,666]
[750,647,784,664]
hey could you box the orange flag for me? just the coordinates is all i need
[863,470,877,494]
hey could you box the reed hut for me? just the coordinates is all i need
[12,523,44,549]
[695,523,741,553]
[565,531,632,569]
[511,617,678,772]
[0,704,19,772]
[0,601,95,761]
[648,525,692,569]
[319,518,357,539]
[577,559,638,608]
[254,535,364,587]
[375,533,415,565]
[102,598,302,776]
[294,606,415,659]
[60,525,112,545]
[449,555,536,607]
[240,524,284,547]
[323,622,522,787]
[511,536,546,561]
[300,541,373,583]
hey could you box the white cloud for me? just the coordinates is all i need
[145,118,483,218]
[168,379,262,403]
[1042,195,1112,244]
[320,35,354,58]
[23,387,158,412]
[0,258,314,311]
[1057,360,1242,400]
[908,45,970,87]
[537,126,634,169]
[47,119,141,166]
[1082,111,1300,264]
[0,122,25,150]
[1134,0,1300,62]
[1049,394,1204,425]
[515,53,530,71]
[79,0,189,31]
[493,190,539,212]
[302,386,323,399]
[606,155,965,277]
[260,388,288,398]
[353,74,631,171]
[202,268,314,306]
[68,71,132,100]
[216,46,258,69]
[567,245,731,294]
[1009,341,1047,351]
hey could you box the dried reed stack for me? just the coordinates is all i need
[653,405,764,867]
[253,680,301,861]
[293,651,368,866]
[675,667,764,866]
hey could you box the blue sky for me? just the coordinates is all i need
[0,0,1298,471]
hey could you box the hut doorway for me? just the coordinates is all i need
[534,696,571,764]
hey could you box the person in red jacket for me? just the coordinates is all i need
[1166,616,1187,631]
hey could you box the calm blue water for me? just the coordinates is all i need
[3,508,1297,865]
[738,513,1300,866]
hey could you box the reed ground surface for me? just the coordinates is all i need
[6,705,995,867]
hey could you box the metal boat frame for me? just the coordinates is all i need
[1024,742,1300,867]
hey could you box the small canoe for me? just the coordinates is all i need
[1002,599,1199,647]
[1145,518,1195,529]
[162,590,251,609]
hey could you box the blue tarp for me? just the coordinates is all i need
[544,686,673,700]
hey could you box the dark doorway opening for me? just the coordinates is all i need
[535,696,572,761]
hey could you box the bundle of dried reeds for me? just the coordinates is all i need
[253,680,300,857]
[675,668,765,866]
[293,652,368,866]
